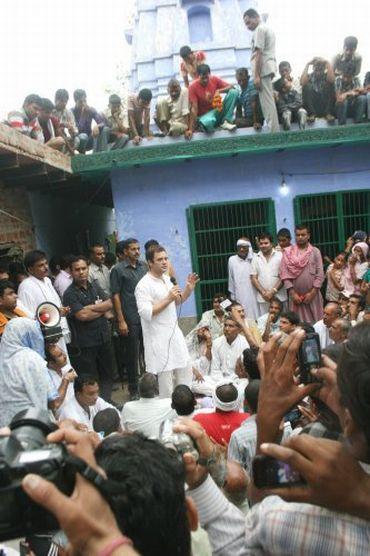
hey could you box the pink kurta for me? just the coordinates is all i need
[280,246,324,323]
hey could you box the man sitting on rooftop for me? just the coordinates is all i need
[188,64,238,134]
[333,36,362,77]
[100,94,129,151]
[72,89,105,153]
[53,89,79,152]
[179,45,206,88]
[335,67,366,125]
[274,61,301,96]
[7,93,43,142]
[235,67,263,130]
[127,88,153,145]
[276,78,307,130]
[300,57,336,124]
[155,79,191,138]
[37,98,66,151]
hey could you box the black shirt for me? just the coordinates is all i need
[110,259,147,324]
[63,281,110,348]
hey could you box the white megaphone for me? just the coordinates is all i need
[36,302,63,342]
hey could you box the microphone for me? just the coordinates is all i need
[170,276,182,298]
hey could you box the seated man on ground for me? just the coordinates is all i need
[188,64,238,134]
[234,67,263,130]
[276,78,307,130]
[53,88,79,152]
[72,89,105,153]
[300,57,336,123]
[257,297,283,341]
[58,376,118,430]
[100,94,129,151]
[0,279,28,337]
[127,88,153,145]
[210,316,249,384]
[332,36,362,77]
[335,68,366,125]
[197,292,226,339]
[155,79,191,137]
[121,373,174,438]
[227,301,262,348]
[38,98,66,151]
[7,93,43,141]
[279,310,300,335]
[186,324,213,394]
[172,384,197,417]
[193,381,249,445]
[329,317,351,344]
[314,301,342,349]
[347,293,366,325]
[93,407,123,437]
[46,343,77,418]
[179,45,206,87]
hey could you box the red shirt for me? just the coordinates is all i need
[193,411,249,445]
[189,75,230,116]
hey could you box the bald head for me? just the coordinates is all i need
[323,302,341,327]
[329,318,351,344]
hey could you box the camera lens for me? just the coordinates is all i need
[9,409,58,452]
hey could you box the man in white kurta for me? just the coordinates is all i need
[135,246,199,398]
[228,238,259,320]
[313,302,341,349]
[18,250,70,353]
[250,234,287,317]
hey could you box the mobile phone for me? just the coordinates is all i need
[299,332,321,384]
[252,455,305,488]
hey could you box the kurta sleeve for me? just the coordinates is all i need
[210,344,223,383]
[17,284,37,316]
[228,258,236,299]
[135,282,153,321]
[279,256,293,290]
[313,248,324,289]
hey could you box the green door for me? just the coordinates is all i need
[294,189,370,261]
[187,198,277,318]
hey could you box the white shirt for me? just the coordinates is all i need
[313,319,334,350]
[210,334,249,383]
[228,254,259,320]
[54,270,73,299]
[58,395,117,430]
[251,249,287,303]
[18,275,70,341]
[47,365,75,418]
[135,272,189,374]
[121,396,175,438]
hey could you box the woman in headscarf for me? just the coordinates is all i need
[343,242,369,295]
[0,317,53,427]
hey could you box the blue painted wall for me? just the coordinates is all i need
[111,143,370,317]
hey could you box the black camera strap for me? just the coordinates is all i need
[66,455,124,499]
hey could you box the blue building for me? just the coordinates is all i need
[125,0,258,99]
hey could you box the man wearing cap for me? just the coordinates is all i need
[193,382,249,445]
[228,237,259,320]
[100,94,129,151]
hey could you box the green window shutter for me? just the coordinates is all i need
[187,198,276,319]
[294,189,370,260]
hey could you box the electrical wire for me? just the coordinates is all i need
[159,295,183,375]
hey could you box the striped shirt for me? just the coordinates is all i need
[7,108,44,142]
[189,475,370,555]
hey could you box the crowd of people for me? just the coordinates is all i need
[4,9,370,157]
[0,221,369,554]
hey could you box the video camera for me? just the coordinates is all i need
[0,409,75,541]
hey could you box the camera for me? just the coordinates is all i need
[299,332,321,384]
[0,409,75,542]
[159,420,199,462]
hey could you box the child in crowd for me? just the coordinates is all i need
[325,252,346,301]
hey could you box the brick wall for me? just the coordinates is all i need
[0,182,36,253]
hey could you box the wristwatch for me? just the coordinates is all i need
[198,448,217,467]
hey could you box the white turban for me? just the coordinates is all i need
[213,380,241,412]
[236,239,251,248]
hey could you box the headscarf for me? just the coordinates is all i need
[280,243,314,281]
[0,318,48,427]
[352,242,369,260]
[236,239,254,262]
[213,380,241,412]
